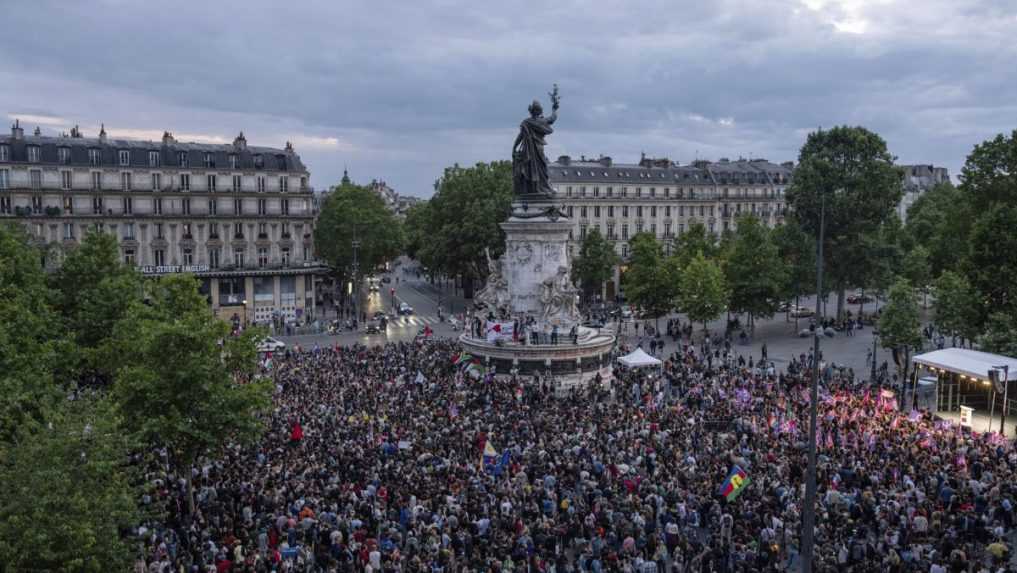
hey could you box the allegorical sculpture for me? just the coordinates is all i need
[474,247,510,314]
[512,84,560,201]
[540,266,579,322]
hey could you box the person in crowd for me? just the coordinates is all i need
[133,336,1017,573]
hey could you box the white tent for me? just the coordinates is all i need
[912,348,1017,384]
[618,347,662,369]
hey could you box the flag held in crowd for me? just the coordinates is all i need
[719,465,750,502]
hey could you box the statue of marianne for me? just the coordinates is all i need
[512,84,560,201]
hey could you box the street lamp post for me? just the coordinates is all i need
[994,365,1011,435]
[801,190,826,573]
[870,328,879,383]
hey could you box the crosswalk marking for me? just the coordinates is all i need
[384,315,442,327]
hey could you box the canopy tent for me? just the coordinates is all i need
[617,347,662,369]
[912,348,1017,385]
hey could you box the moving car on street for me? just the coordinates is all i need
[789,306,815,318]
[399,302,414,315]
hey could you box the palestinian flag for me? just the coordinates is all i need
[452,352,472,368]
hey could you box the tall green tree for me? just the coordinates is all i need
[0,397,140,571]
[622,233,674,325]
[402,200,433,264]
[723,214,787,333]
[676,252,729,332]
[671,221,718,270]
[416,162,514,295]
[571,227,619,302]
[315,181,404,287]
[878,278,923,403]
[965,204,1017,324]
[112,274,272,513]
[901,244,932,307]
[50,231,142,383]
[960,129,1017,210]
[0,225,64,440]
[772,218,816,323]
[979,312,1017,357]
[901,182,966,278]
[933,271,979,346]
[786,126,903,319]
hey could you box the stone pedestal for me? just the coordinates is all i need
[462,201,616,389]
[500,203,576,328]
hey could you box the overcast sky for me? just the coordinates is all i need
[2,0,1015,196]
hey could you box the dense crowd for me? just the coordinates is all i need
[134,337,1017,572]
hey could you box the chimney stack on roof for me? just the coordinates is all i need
[162,131,176,145]
[98,123,107,143]
[70,125,82,138]
[233,131,247,150]
[11,119,24,140]
[285,140,294,153]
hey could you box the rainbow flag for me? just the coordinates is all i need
[718,466,750,502]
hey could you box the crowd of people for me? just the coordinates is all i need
[134,336,1017,572]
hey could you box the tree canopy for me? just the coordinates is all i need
[315,181,404,282]
[111,274,272,512]
[723,214,787,329]
[786,126,903,313]
[571,227,619,300]
[412,162,514,285]
[621,232,674,321]
[676,251,729,331]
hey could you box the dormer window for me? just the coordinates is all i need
[178,151,188,167]
[0,144,10,162]
[89,148,101,166]
[27,145,41,163]
[253,154,264,169]
[203,153,215,168]
[58,147,71,164]
[148,150,160,167]
[229,154,238,169]
[118,150,130,166]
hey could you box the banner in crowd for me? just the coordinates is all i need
[485,321,514,343]
[719,465,750,502]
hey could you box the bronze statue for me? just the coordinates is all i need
[513,84,560,201]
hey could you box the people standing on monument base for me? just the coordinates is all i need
[132,337,1017,572]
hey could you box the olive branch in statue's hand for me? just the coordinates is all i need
[549,84,560,111]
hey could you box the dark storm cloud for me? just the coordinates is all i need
[2,0,1015,195]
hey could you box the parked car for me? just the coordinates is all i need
[399,302,414,315]
[778,301,793,312]
[790,306,815,318]
[256,336,286,353]
[847,292,874,304]
[381,276,392,284]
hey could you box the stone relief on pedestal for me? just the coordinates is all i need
[544,243,560,262]
[539,266,580,323]
[474,248,510,315]
[512,242,534,265]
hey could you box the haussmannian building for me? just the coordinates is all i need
[549,153,792,300]
[0,120,326,327]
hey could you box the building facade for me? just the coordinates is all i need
[550,154,792,299]
[898,164,949,223]
[0,121,326,326]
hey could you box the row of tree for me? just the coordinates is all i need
[571,215,814,333]
[0,227,271,569]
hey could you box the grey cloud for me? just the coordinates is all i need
[1,0,1015,195]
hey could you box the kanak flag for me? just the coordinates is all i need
[719,465,750,502]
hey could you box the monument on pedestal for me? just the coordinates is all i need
[460,85,615,388]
